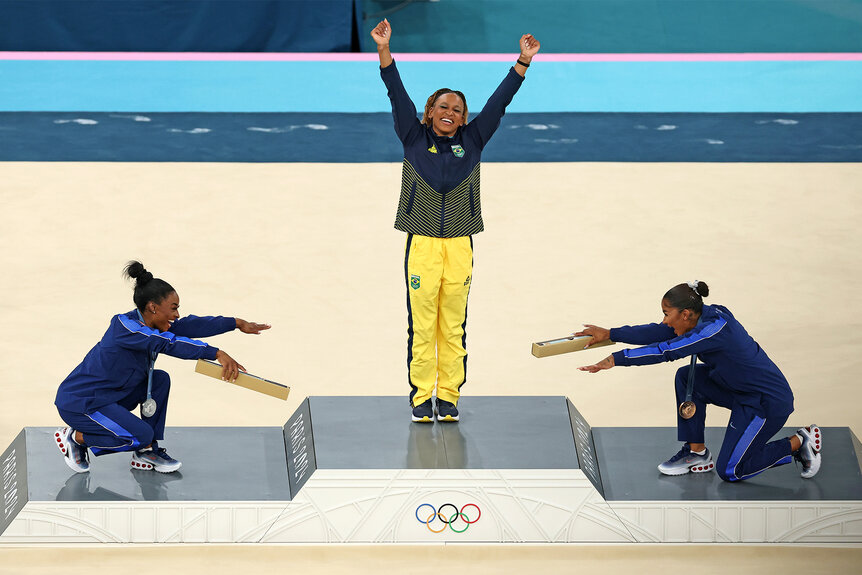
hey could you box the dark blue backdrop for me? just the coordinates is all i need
[0,0,360,52]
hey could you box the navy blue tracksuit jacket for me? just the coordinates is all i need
[380,61,524,238]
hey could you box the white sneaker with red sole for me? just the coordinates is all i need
[657,444,715,475]
[131,447,182,473]
[795,425,822,479]
[54,426,89,473]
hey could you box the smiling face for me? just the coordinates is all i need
[427,92,466,137]
[146,291,180,332]
[661,298,698,336]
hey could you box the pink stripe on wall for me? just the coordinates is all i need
[1,51,861,62]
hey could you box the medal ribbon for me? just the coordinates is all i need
[684,353,697,404]
[136,309,157,414]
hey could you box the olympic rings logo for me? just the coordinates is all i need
[415,503,481,533]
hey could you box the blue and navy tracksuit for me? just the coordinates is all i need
[610,304,796,482]
[380,61,524,407]
[55,311,235,455]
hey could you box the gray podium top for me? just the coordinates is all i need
[24,427,292,502]
[306,396,581,470]
[594,427,862,501]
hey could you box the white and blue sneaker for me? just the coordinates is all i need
[658,444,715,476]
[795,425,822,479]
[131,446,182,473]
[54,426,89,473]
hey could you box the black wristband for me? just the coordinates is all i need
[517,58,530,67]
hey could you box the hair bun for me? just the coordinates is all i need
[123,260,153,285]
[688,280,710,298]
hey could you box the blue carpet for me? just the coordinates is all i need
[1,112,860,162]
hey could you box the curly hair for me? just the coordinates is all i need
[421,88,468,127]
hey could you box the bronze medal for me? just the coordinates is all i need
[678,401,696,420]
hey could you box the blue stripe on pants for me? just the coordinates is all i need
[718,409,794,482]
[56,369,172,456]
[672,364,794,482]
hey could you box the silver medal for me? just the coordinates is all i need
[141,398,157,418]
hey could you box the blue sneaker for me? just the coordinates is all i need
[412,399,434,423]
[54,426,89,473]
[131,446,182,473]
[435,398,460,422]
[657,444,714,476]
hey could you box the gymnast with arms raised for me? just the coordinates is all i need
[577,281,821,481]
[54,261,270,474]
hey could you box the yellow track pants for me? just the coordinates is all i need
[405,234,473,408]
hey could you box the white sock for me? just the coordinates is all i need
[691,448,706,456]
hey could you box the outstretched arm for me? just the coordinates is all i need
[514,34,541,77]
[235,319,271,335]
[370,18,393,68]
[579,355,615,373]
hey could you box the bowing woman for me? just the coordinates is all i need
[578,281,821,481]
[54,261,270,473]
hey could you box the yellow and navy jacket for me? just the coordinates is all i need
[380,61,524,238]
[609,304,794,417]
[55,311,235,413]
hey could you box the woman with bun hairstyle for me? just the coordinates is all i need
[577,281,822,481]
[54,261,270,474]
[370,18,540,423]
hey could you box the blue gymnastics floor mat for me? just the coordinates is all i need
[2,112,860,162]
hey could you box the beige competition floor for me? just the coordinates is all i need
[1,162,861,573]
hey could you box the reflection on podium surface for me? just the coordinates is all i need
[130,469,184,501]
[406,422,444,469]
[406,420,471,469]
[56,473,133,502]
[54,468,185,502]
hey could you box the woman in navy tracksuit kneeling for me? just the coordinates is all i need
[54,261,270,474]
[577,281,821,481]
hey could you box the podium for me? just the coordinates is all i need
[3,396,861,544]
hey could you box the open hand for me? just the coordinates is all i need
[371,18,391,46]
[236,318,271,335]
[579,355,615,374]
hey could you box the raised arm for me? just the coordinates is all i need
[467,33,540,148]
[370,18,393,68]
[514,34,540,77]
[372,18,422,143]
